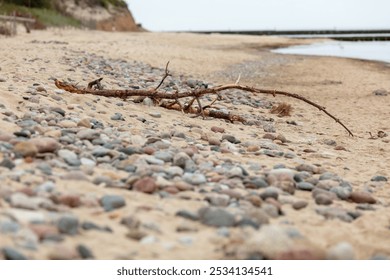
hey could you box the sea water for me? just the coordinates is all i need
[273,41,390,63]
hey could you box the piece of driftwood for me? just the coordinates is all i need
[54,65,353,136]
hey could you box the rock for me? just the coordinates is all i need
[292,201,308,210]
[28,137,60,153]
[371,175,388,182]
[149,112,161,118]
[100,195,126,211]
[76,129,100,141]
[6,209,46,224]
[0,76,7,82]
[57,216,79,235]
[13,141,38,158]
[58,120,77,128]
[172,152,191,168]
[244,177,268,189]
[29,224,60,241]
[208,137,221,146]
[154,151,173,162]
[0,219,20,234]
[330,187,351,200]
[296,182,315,191]
[133,177,158,193]
[314,193,333,205]
[10,192,47,210]
[58,149,81,166]
[48,246,79,260]
[349,192,376,204]
[222,134,240,144]
[111,113,124,121]
[373,89,388,96]
[77,244,94,259]
[260,187,279,200]
[57,194,82,208]
[176,210,199,221]
[206,193,230,207]
[296,164,319,174]
[211,126,225,133]
[77,118,92,128]
[199,207,235,227]
[0,158,15,169]
[120,216,141,229]
[316,207,354,223]
[327,242,355,260]
[2,247,27,260]
[183,173,207,185]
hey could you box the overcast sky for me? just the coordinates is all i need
[125,0,390,31]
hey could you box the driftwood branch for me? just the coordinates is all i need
[54,67,353,136]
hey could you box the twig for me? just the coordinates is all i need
[155,61,170,90]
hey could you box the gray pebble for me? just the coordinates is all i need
[330,186,351,200]
[199,207,235,227]
[260,187,279,200]
[222,134,240,144]
[0,219,20,234]
[57,216,79,235]
[154,151,173,162]
[91,146,111,157]
[77,244,94,259]
[100,195,126,212]
[58,149,81,166]
[183,173,207,185]
[111,113,124,121]
[176,210,199,221]
[0,158,15,169]
[371,175,388,182]
[327,242,355,260]
[77,129,100,140]
[149,112,161,118]
[2,247,27,260]
[296,182,315,191]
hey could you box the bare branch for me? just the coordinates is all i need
[54,71,353,137]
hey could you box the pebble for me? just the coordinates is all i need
[77,244,94,259]
[222,134,240,144]
[315,193,333,205]
[296,182,315,191]
[133,177,158,194]
[58,149,81,166]
[100,195,126,211]
[13,141,38,158]
[327,242,355,260]
[183,173,207,185]
[2,247,27,260]
[176,210,199,221]
[211,126,225,133]
[371,175,388,182]
[198,207,236,227]
[149,112,161,118]
[0,158,16,169]
[28,137,60,153]
[260,187,279,200]
[77,129,100,140]
[57,216,79,235]
[292,201,308,210]
[111,113,124,121]
[349,192,376,204]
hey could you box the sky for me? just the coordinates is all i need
[125,0,390,31]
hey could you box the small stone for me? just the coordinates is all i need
[373,89,388,96]
[133,177,158,193]
[349,192,376,204]
[330,187,351,200]
[208,137,221,146]
[58,120,77,128]
[327,242,355,260]
[57,216,79,235]
[57,194,82,208]
[222,134,240,144]
[206,193,230,207]
[260,187,279,200]
[28,137,60,153]
[111,112,124,121]
[183,173,207,185]
[61,171,88,181]
[120,216,141,229]
[0,76,7,82]
[149,112,161,118]
[0,158,15,169]
[142,97,154,106]
[154,151,173,162]
[100,195,126,211]
[77,129,100,140]
[176,210,199,221]
[2,247,27,260]
[77,244,94,259]
[296,182,315,191]
[199,207,235,227]
[315,193,333,205]
[371,175,388,182]
[211,126,225,133]
[58,149,80,166]
[172,152,191,168]
[29,224,60,241]
[77,118,92,128]
[48,246,79,260]
[292,201,308,210]
[13,141,38,158]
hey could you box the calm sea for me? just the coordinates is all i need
[273,40,390,64]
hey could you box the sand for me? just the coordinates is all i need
[0,29,389,259]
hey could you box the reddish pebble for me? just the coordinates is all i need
[163,186,179,194]
[133,177,158,194]
[142,146,155,155]
[350,192,376,204]
[58,194,81,208]
[211,126,225,133]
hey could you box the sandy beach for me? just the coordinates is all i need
[0,29,389,260]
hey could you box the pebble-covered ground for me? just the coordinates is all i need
[0,32,389,260]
